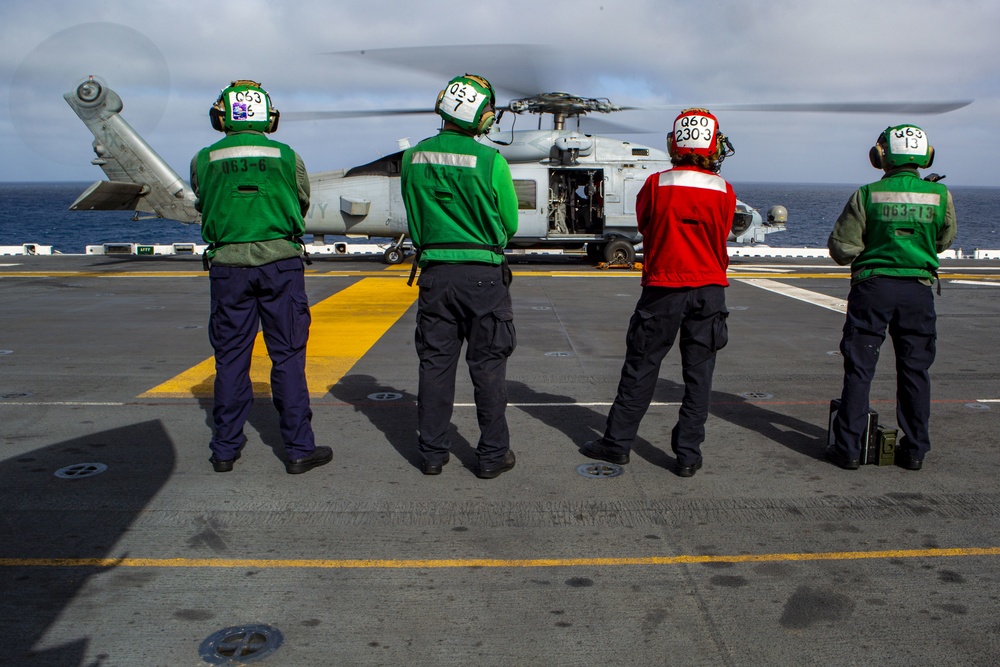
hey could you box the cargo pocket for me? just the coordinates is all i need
[712,311,729,351]
[625,309,657,356]
[289,291,311,350]
[491,306,516,358]
[687,310,728,352]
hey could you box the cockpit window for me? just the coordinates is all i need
[345,151,404,177]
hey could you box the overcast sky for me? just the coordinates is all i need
[2,0,997,186]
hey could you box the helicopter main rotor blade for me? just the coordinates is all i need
[284,98,973,124]
[324,44,557,97]
[631,101,973,115]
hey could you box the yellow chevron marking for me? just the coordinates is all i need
[140,277,416,398]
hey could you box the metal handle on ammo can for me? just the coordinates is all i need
[828,399,880,465]
[862,410,879,465]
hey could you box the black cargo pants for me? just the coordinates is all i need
[602,284,728,466]
[833,276,936,460]
[414,263,516,469]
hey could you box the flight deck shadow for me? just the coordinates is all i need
[507,380,677,469]
[509,378,828,468]
[0,420,175,666]
[328,374,479,473]
[707,385,829,460]
[606,378,828,462]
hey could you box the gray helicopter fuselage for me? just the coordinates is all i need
[303,128,769,258]
[64,79,780,263]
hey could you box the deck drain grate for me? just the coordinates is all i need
[199,624,283,665]
[54,463,108,479]
[368,392,403,401]
[545,351,574,357]
[965,402,991,411]
[1,392,32,400]
[576,462,624,479]
[739,392,773,400]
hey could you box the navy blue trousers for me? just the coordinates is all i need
[602,285,728,466]
[833,277,937,460]
[414,263,516,469]
[208,257,315,461]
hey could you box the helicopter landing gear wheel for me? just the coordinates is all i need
[586,242,604,263]
[383,247,404,265]
[603,239,635,265]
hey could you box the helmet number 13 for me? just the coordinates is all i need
[892,127,925,151]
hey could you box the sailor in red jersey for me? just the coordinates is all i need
[581,108,737,477]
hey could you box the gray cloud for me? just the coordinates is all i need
[2,0,995,185]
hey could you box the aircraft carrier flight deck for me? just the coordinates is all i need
[1,253,999,666]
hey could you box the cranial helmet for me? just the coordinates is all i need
[435,74,496,135]
[869,124,934,169]
[210,80,279,133]
[667,108,727,160]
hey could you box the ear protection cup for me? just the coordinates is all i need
[476,108,495,134]
[869,143,884,169]
[210,102,225,132]
[715,131,732,161]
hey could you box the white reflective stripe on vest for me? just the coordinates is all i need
[870,191,941,206]
[411,151,478,168]
[657,169,727,193]
[209,146,282,162]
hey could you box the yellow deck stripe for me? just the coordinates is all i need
[140,277,416,398]
[2,547,998,570]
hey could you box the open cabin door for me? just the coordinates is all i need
[547,168,604,237]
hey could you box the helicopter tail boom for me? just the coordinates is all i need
[64,78,199,224]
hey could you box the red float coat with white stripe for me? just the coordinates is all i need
[636,165,736,288]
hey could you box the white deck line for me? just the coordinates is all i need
[949,280,1000,287]
[734,277,848,313]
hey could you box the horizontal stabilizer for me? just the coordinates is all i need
[69,181,153,213]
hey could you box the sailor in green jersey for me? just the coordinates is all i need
[826,124,956,471]
[401,74,519,479]
[192,80,331,476]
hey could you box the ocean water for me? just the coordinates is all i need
[1,181,997,254]
[735,182,1000,253]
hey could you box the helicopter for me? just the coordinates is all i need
[63,76,786,264]
[63,69,970,265]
